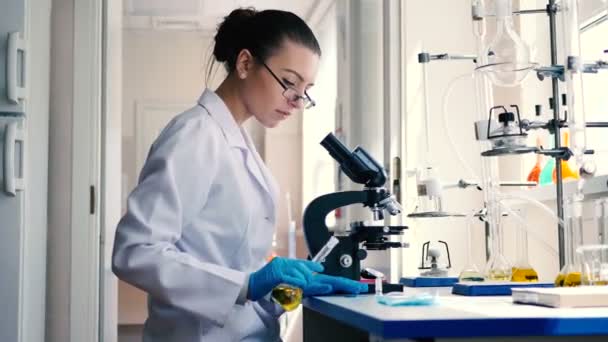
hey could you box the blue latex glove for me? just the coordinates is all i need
[303,274,368,297]
[248,257,323,301]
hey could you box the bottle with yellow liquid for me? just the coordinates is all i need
[511,210,539,282]
[271,236,340,311]
[555,198,583,287]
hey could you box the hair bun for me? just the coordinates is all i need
[213,8,257,63]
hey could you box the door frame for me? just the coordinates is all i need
[71,0,103,340]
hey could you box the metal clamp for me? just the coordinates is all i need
[536,65,565,81]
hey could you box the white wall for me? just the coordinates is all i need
[47,0,75,340]
[301,2,338,258]
[334,0,390,274]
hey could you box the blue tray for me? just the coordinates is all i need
[400,276,459,287]
[452,282,554,296]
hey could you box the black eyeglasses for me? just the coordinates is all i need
[259,61,316,109]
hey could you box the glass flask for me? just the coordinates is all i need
[485,209,512,281]
[476,0,536,87]
[459,211,485,282]
[271,285,303,311]
[511,209,539,282]
[555,198,584,287]
[576,244,608,286]
[526,137,543,184]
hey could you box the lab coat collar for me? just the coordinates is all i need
[241,128,279,213]
[198,89,278,216]
[198,89,247,150]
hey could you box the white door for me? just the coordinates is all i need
[135,101,190,174]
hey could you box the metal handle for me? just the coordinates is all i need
[4,122,25,196]
[7,31,27,104]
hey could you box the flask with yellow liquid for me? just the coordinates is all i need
[511,209,538,282]
[271,236,340,311]
[555,198,584,287]
[486,212,512,281]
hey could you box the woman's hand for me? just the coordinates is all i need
[248,257,323,301]
[303,274,368,297]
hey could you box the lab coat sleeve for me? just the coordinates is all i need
[112,114,245,327]
[257,294,285,317]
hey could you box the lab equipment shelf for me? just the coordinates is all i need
[511,174,608,203]
[303,290,608,341]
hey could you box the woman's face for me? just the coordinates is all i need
[239,40,320,128]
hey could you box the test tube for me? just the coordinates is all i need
[312,236,340,262]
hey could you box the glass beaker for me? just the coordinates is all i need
[511,209,539,282]
[555,198,584,287]
[576,244,608,286]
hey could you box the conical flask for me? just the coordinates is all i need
[555,198,583,287]
[511,209,539,282]
[460,211,485,282]
[485,205,512,281]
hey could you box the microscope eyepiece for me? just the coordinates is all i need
[321,133,352,165]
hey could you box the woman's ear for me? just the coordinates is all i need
[235,49,254,79]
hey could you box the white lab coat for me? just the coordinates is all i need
[112,89,284,342]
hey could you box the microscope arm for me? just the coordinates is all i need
[303,191,368,258]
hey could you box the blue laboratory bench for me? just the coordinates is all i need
[302,288,608,341]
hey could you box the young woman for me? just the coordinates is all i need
[112,8,366,342]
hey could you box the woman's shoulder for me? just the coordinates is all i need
[159,105,222,141]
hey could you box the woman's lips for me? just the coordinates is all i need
[276,109,290,118]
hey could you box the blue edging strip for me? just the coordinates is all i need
[400,277,459,287]
[451,282,554,296]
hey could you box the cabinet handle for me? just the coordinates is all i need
[4,122,24,196]
[7,31,27,104]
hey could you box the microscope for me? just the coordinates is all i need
[303,133,407,281]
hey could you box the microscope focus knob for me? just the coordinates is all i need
[340,254,353,268]
[356,249,368,261]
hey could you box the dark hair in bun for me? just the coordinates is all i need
[213,7,321,73]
